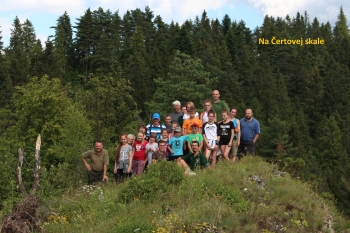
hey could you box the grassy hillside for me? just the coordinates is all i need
[41,156,350,233]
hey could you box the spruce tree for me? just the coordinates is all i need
[175,20,194,55]
[332,7,350,68]
[0,27,12,106]
[78,73,138,144]
[124,26,152,116]
[41,39,59,78]
[316,115,350,215]
[152,15,171,80]
[168,21,181,53]
[74,8,95,78]
[51,11,74,82]
[6,17,39,87]
[222,14,231,36]
[146,50,213,116]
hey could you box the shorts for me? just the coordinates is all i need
[132,160,145,175]
[168,155,181,161]
[231,139,238,156]
[207,140,218,149]
[219,138,231,146]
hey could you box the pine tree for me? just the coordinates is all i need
[78,73,138,144]
[168,21,181,53]
[90,8,117,75]
[74,8,95,78]
[151,15,171,80]
[51,11,74,81]
[120,10,137,68]
[222,14,231,36]
[41,39,59,78]
[124,26,152,116]
[211,18,244,109]
[259,117,295,164]
[175,20,194,55]
[30,39,43,76]
[6,17,39,87]
[0,27,12,106]
[316,115,350,215]
[146,50,213,116]
[332,7,350,67]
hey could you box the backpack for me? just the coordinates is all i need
[233,118,239,133]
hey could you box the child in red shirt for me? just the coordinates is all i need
[132,132,148,175]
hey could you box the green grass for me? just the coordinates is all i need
[40,156,350,233]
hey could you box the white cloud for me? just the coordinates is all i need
[92,0,234,23]
[0,0,349,25]
[246,0,350,25]
[1,0,349,42]
[0,17,12,38]
[0,0,86,15]
[37,33,49,44]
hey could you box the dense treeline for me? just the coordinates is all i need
[0,6,350,217]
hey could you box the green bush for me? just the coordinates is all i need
[118,161,184,203]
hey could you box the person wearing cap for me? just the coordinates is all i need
[171,100,183,124]
[146,112,166,141]
[186,123,204,153]
[168,126,187,161]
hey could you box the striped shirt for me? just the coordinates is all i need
[146,124,167,141]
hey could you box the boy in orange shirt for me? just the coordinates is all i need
[183,107,203,135]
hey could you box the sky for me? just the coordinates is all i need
[0,0,349,47]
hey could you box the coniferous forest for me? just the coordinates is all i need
[0,6,350,219]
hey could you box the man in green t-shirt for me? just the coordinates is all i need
[212,90,229,122]
[177,141,210,172]
[82,140,109,184]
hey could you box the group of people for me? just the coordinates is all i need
[82,90,261,184]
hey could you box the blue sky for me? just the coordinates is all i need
[0,0,349,47]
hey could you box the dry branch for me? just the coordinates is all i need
[17,148,27,198]
[2,134,43,233]
[32,134,41,193]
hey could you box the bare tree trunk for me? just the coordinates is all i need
[32,134,41,193]
[17,148,28,198]
[2,134,43,233]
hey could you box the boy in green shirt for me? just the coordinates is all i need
[186,123,204,153]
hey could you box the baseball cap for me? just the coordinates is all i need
[174,126,182,132]
[191,123,199,128]
[152,113,160,120]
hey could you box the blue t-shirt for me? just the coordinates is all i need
[169,136,187,156]
[240,118,260,143]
